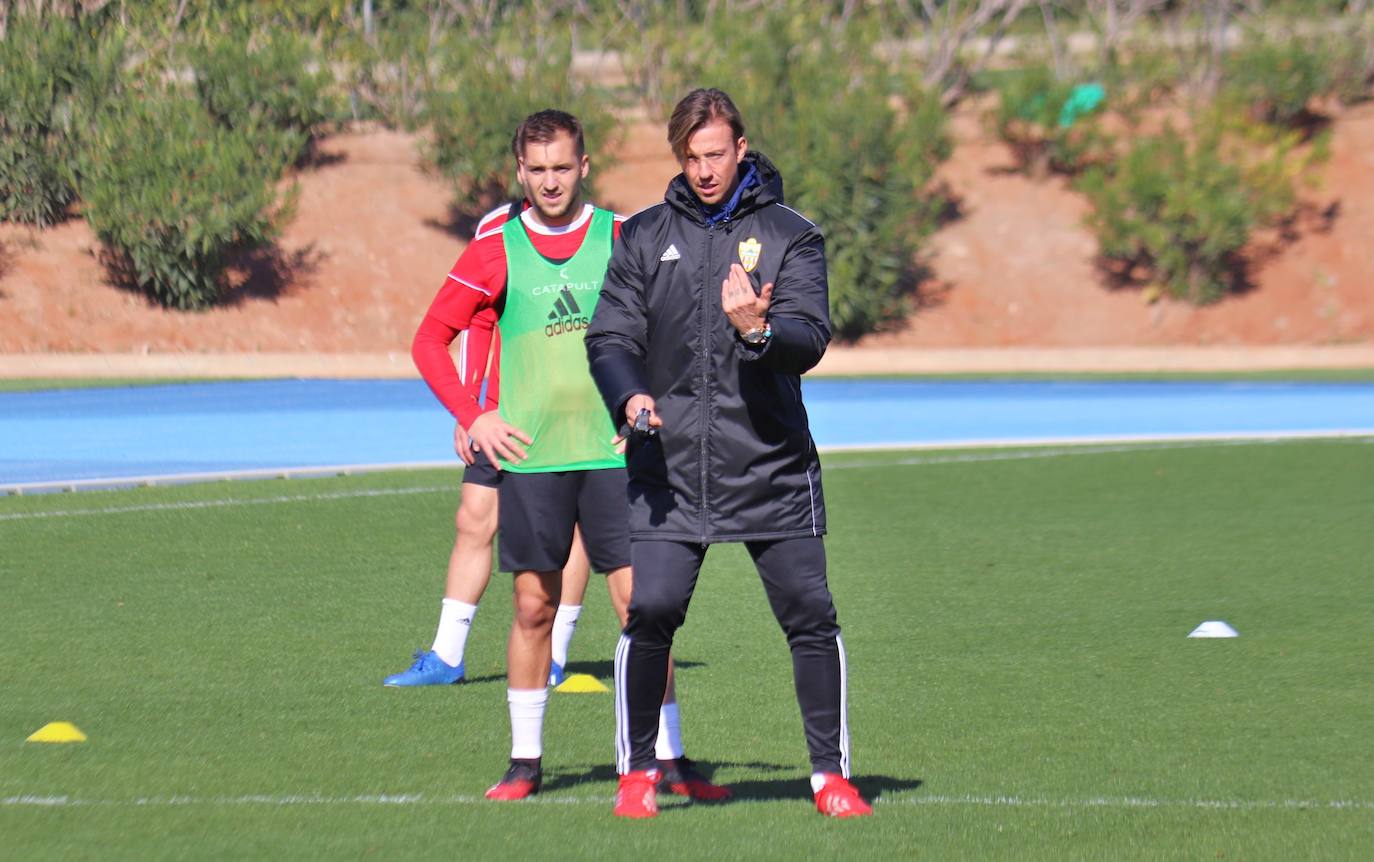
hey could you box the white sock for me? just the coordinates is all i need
[655,702,684,761]
[550,604,582,669]
[431,599,477,667]
[811,773,828,793]
[508,687,548,760]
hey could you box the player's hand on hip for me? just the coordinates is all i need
[467,410,532,467]
[721,262,773,337]
[453,421,476,466]
[614,393,663,445]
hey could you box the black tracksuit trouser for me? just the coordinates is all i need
[614,535,851,776]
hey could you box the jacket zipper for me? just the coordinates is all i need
[698,222,716,546]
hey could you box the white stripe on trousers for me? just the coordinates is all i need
[613,632,848,776]
[837,633,851,777]
[456,329,469,384]
[613,633,632,774]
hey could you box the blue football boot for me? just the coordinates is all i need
[548,662,566,687]
[383,650,464,687]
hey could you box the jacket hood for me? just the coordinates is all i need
[665,151,784,225]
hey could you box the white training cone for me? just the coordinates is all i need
[1188,620,1239,638]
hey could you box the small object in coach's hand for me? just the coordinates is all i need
[634,408,657,437]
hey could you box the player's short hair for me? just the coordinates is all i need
[667,88,745,161]
[512,109,585,161]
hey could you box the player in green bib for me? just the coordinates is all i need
[497,207,622,473]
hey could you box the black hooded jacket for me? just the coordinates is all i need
[585,151,831,544]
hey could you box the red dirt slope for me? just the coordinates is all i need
[1,106,1371,355]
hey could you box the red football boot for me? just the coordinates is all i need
[813,773,873,817]
[484,759,541,801]
[613,769,660,818]
[657,757,732,801]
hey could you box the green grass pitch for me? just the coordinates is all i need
[3,439,1372,859]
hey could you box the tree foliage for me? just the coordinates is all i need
[992,64,1112,177]
[77,89,297,309]
[191,28,335,163]
[420,10,618,218]
[0,13,121,225]
[1078,110,1317,304]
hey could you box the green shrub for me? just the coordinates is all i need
[1223,38,1333,126]
[758,69,951,340]
[332,9,431,130]
[992,64,1112,177]
[1077,112,1311,304]
[0,15,122,226]
[1329,15,1374,105]
[192,28,333,162]
[421,32,618,218]
[77,90,297,309]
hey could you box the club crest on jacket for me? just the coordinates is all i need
[738,237,761,273]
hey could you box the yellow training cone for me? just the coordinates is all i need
[26,722,87,743]
[555,673,610,693]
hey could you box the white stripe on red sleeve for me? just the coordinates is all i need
[446,273,492,296]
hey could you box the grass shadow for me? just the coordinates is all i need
[432,656,708,688]
[540,759,789,795]
[725,771,923,804]
[564,658,705,680]
[541,758,923,808]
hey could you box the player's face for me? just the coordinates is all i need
[681,119,746,207]
[516,132,589,227]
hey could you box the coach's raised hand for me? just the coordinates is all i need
[467,410,532,467]
[721,262,773,337]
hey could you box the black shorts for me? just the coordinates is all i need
[461,448,501,489]
[498,467,630,574]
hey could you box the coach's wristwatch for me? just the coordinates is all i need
[740,322,772,346]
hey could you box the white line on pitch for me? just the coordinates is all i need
[0,485,455,522]
[3,792,1371,812]
[1,461,461,496]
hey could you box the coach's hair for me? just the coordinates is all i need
[667,88,745,161]
[511,109,585,160]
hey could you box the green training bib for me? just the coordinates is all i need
[497,208,623,473]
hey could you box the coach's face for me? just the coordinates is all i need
[516,131,589,227]
[681,119,746,207]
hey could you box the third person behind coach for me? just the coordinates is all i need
[585,88,872,818]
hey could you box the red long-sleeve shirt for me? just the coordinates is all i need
[412,202,624,428]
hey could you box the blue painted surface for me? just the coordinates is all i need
[2,379,1373,485]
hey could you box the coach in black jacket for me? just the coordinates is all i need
[586,88,870,818]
